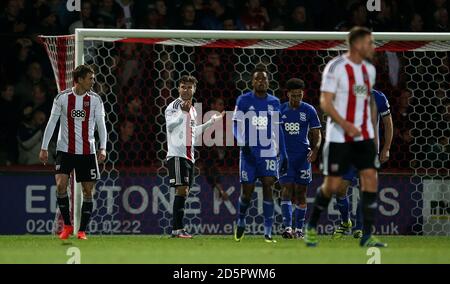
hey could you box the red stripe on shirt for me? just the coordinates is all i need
[344,64,356,142]
[82,95,91,154]
[67,93,76,154]
[360,65,371,140]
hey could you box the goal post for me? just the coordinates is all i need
[40,29,450,236]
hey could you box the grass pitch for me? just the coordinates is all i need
[0,235,449,264]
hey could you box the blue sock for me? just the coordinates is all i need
[236,198,250,228]
[294,205,307,230]
[336,196,350,223]
[354,201,363,231]
[281,200,292,228]
[263,200,274,237]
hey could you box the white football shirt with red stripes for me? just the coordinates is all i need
[41,88,107,155]
[165,98,214,163]
[320,54,376,143]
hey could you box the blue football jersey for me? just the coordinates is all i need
[373,89,391,151]
[232,91,282,158]
[280,101,321,154]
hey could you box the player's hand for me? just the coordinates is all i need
[97,149,107,163]
[307,148,319,163]
[211,111,225,123]
[181,100,192,113]
[342,121,361,138]
[39,149,48,165]
[380,147,390,163]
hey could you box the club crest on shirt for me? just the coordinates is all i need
[299,112,307,122]
[84,101,90,107]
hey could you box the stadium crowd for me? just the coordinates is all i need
[0,0,449,172]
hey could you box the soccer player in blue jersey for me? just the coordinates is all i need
[232,65,288,243]
[279,78,322,239]
[332,89,393,239]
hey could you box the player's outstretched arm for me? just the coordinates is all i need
[194,111,225,137]
[320,91,361,138]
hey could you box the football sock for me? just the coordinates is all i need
[294,205,307,231]
[57,191,71,226]
[307,187,331,229]
[336,196,350,223]
[172,195,186,231]
[237,197,250,227]
[263,200,274,237]
[361,192,377,238]
[281,200,293,228]
[79,197,93,232]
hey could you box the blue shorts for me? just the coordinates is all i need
[239,153,278,184]
[279,151,312,185]
[343,166,357,184]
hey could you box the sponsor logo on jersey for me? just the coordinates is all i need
[71,109,86,119]
[353,85,368,97]
[248,105,255,111]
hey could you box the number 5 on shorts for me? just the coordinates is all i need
[90,169,97,179]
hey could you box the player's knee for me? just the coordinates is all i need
[281,187,292,200]
[56,182,68,194]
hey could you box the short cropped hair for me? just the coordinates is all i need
[73,64,94,83]
[252,64,268,77]
[286,78,305,91]
[348,26,372,47]
[179,75,198,86]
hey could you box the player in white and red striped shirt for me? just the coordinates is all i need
[39,65,107,240]
[304,27,387,248]
[165,75,224,238]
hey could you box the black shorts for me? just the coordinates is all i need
[55,151,100,182]
[167,156,194,188]
[321,139,379,176]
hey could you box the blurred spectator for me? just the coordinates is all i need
[202,0,241,30]
[173,3,202,29]
[17,109,52,165]
[433,8,449,31]
[69,1,96,34]
[140,3,168,29]
[335,1,372,31]
[118,119,144,167]
[223,17,237,30]
[21,83,52,119]
[117,0,134,29]
[96,0,125,28]
[14,61,49,105]
[372,0,401,31]
[268,0,290,30]
[408,13,425,32]
[285,5,313,31]
[0,0,27,34]
[240,0,270,30]
[0,83,20,165]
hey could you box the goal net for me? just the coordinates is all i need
[39,30,450,236]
